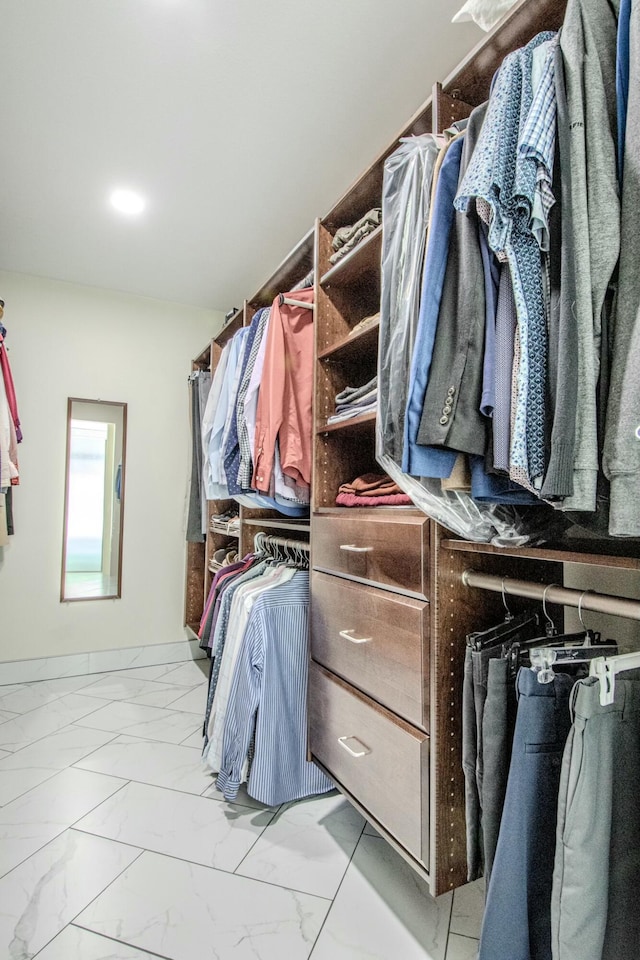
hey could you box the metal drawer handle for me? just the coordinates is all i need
[337,735,370,758]
[339,629,371,644]
[339,544,373,553]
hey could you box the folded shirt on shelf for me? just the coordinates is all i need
[336,473,413,507]
[329,209,382,265]
[326,375,378,425]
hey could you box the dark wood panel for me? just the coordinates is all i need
[432,83,474,135]
[317,411,377,435]
[318,316,380,363]
[308,662,429,863]
[428,520,564,895]
[320,227,382,289]
[311,572,428,728]
[314,513,429,598]
[248,228,315,309]
[442,538,640,570]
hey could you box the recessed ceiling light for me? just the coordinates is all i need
[109,188,146,216]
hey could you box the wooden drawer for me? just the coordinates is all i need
[313,513,429,598]
[308,661,429,864]
[310,572,429,729]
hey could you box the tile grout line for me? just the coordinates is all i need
[0,775,133,883]
[68,923,175,960]
[306,820,369,959]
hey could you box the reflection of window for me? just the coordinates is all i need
[66,420,114,573]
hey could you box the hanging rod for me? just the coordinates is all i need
[278,294,314,310]
[254,532,310,553]
[461,570,640,622]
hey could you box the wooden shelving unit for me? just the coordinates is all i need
[319,226,382,289]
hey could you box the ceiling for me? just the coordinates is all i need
[0,1,480,311]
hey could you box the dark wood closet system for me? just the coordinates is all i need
[186,0,640,898]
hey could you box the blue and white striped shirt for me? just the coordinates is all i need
[216,570,333,806]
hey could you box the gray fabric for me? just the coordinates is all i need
[541,45,578,499]
[481,657,517,884]
[332,208,382,251]
[462,648,483,881]
[378,135,440,462]
[186,377,205,543]
[197,371,212,534]
[417,103,488,458]
[551,672,640,960]
[603,0,640,534]
[559,0,620,512]
[335,376,377,406]
[492,265,518,474]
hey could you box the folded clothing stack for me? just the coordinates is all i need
[327,376,377,425]
[336,473,413,507]
[329,209,382,265]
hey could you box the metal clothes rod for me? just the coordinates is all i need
[279,295,314,310]
[255,532,310,553]
[461,570,640,622]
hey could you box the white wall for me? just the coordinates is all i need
[0,271,223,662]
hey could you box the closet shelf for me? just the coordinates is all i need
[317,411,377,435]
[442,538,640,571]
[242,518,311,533]
[317,316,380,363]
[320,226,382,289]
[215,309,244,344]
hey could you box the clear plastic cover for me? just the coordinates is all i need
[376,136,566,546]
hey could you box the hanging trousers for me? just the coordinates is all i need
[463,646,520,882]
[551,672,640,960]
[479,668,574,960]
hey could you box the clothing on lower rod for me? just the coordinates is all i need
[481,656,517,885]
[479,667,574,960]
[551,671,640,960]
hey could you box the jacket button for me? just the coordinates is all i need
[443,404,452,414]
[448,386,455,396]
[439,415,448,425]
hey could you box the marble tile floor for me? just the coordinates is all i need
[0,659,485,960]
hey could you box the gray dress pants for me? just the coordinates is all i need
[551,672,640,960]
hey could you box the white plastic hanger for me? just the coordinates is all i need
[590,650,640,705]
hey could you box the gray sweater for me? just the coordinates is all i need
[603,1,640,535]
[558,0,620,513]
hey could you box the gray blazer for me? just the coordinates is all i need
[417,103,488,458]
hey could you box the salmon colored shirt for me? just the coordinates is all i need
[252,287,314,493]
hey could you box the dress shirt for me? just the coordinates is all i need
[0,333,22,443]
[223,310,264,496]
[252,287,314,493]
[379,134,440,465]
[202,561,269,740]
[456,33,555,489]
[206,330,247,499]
[519,36,559,253]
[203,564,295,774]
[401,133,465,478]
[216,571,334,806]
[202,341,231,496]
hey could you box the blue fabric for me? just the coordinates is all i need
[223,310,264,496]
[402,135,464,478]
[207,329,248,499]
[456,32,555,489]
[478,221,499,418]
[479,668,574,960]
[469,456,538,504]
[216,571,333,806]
[617,0,631,183]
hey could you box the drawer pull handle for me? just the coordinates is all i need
[338,735,369,758]
[339,629,371,644]
[339,544,373,553]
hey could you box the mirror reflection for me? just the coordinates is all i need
[61,398,127,601]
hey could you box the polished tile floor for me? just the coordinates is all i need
[0,659,484,959]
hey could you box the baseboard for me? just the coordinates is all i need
[0,638,206,686]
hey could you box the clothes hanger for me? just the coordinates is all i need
[528,590,617,684]
[466,578,540,651]
[590,648,640,705]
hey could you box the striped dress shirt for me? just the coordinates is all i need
[216,571,333,806]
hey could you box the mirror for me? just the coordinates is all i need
[61,398,127,601]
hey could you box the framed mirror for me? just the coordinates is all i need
[61,398,127,601]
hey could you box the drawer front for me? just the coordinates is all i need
[311,572,428,729]
[313,514,429,598]
[308,662,429,863]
